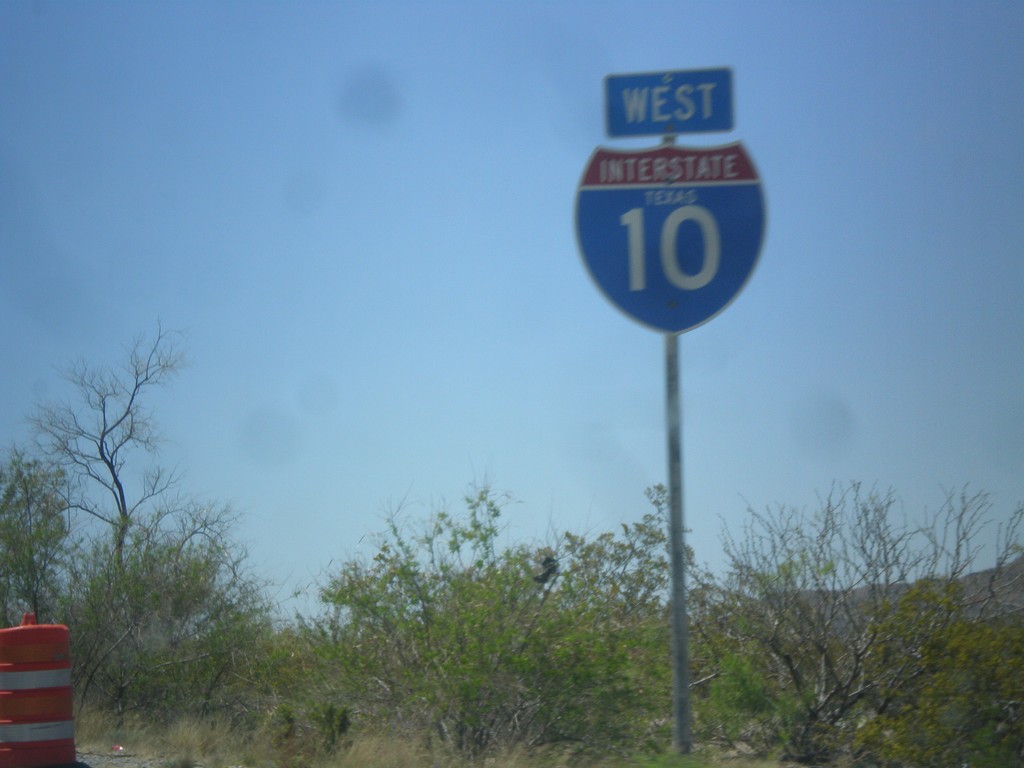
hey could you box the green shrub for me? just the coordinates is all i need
[857,609,1024,767]
[312,485,673,758]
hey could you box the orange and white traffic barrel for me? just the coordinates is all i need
[0,614,75,767]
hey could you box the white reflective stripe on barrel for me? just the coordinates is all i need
[0,719,74,743]
[0,668,72,691]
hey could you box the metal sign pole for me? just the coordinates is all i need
[665,332,692,753]
[577,67,763,756]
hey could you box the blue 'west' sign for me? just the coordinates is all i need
[605,69,733,138]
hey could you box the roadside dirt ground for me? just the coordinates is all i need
[74,750,247,768]
[73,753,157,768]
[74,752,169,768]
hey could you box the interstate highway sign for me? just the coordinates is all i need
[605,68,733,137]
[575,143,765,334]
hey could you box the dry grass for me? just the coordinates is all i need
[74,709,786,768]
[75,709,274,768]
[159,716,279,768]
[320,734,432,768]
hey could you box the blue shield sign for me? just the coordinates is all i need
[575,142,765,334]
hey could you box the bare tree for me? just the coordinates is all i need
[31,325,185,565]
[700,483,1024,763]
[29,327,273,719]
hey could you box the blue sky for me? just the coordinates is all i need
[2,1,1022,612]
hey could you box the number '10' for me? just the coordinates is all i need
[620,205,720,291]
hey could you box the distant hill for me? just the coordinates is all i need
[957,553,1024,619]
[795,554,1024,635]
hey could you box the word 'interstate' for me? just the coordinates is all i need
[604,69,733,137]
